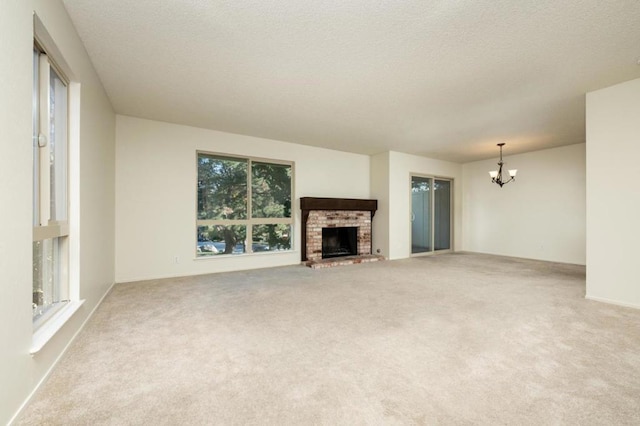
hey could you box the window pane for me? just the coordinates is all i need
[33,238,60,319]
[434,180,451,250]
[49,67,67,222]
[251,162,291,218]
[198,154,247,220]
[197,225,246,256]
[33,49,40,227]
[252,224,292,252]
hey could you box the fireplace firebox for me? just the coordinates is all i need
[322,227,358,259]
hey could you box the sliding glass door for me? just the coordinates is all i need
[411,176,452,255]
[411,177,432,253]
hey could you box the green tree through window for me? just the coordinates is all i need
[197,153,293,256]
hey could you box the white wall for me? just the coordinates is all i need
[0,2,33,423]
[370,152,390,257]
[586,78,640,308]
[387,151,463,260]
[0,1,116,424]
[115,115,371,282]
[462,144,586,265]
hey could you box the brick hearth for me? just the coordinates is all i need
[305,254,385,269]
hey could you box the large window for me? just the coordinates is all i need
[32,45,69,325]
[196,153,293,256]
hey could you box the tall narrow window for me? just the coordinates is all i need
[196,153,293,256]
[32,45,69,325]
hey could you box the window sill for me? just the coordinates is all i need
[194,250,298,261]
[30,300,84,355]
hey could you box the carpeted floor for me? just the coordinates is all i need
[16,253,640,425]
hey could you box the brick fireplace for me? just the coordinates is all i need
[300,197,380,267]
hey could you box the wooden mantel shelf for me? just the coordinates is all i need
[300,197,378,213]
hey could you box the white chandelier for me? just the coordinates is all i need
[489,143,517,187]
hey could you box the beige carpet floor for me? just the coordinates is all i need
[16,253,640,425]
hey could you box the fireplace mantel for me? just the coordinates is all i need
[300,197,378,213]
[300,197,378,262]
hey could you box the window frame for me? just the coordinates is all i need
[32,41,70,328]
[30,14,85,354]
[195,151,295,257]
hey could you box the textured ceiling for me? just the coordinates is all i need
[62,0,640,162]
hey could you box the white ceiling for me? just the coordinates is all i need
[62,0,640,162]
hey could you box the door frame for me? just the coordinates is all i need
[409,173,454,257]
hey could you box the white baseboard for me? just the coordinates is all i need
[585,295,640,310]
[459,250,586,266]
[9,281,116,425]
